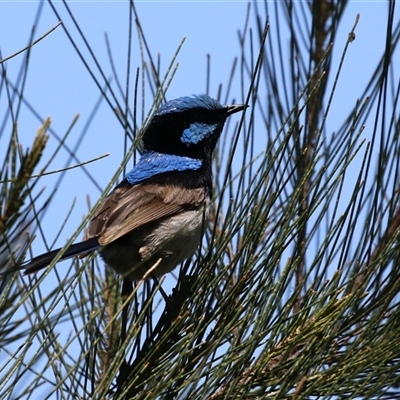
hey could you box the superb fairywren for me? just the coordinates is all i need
[23,94,246,280]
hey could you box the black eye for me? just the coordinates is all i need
[143,108,225,151]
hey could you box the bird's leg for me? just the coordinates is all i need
[120,278,133,346]
[150,272,170,305]
[117,278,133,389]
[139,257,173,312]
[141,257,172,306]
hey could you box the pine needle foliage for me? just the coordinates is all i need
[1,1,400,399]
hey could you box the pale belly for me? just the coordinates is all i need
[99,205,209,280]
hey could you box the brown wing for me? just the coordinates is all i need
[84,180,206,246]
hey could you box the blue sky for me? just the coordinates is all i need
[0,0,395,303]
[0,1,254,244]
[0,0,397,289]
[1,1,399,398]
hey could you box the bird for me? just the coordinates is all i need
[23,94,246,280]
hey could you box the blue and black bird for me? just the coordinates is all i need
[23,94,246,280]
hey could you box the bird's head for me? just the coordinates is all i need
[142,94,246,160]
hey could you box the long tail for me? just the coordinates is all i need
[23,237,100,274]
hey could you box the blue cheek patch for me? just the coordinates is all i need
[126,152,202,185]
[181,122,218,145]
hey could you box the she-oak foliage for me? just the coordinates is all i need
[1,1,400,399]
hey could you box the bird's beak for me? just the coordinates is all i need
[225,104,248,116]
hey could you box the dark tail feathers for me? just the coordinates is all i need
[23,237,100,274]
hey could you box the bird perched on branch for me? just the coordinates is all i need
[23,94,246,280]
